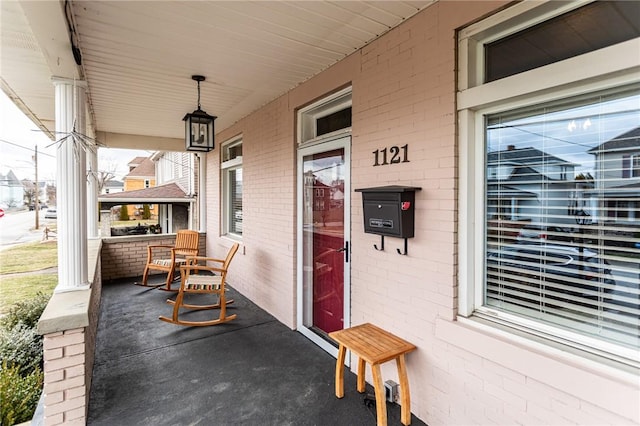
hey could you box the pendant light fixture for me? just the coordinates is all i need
[183,75,216,152]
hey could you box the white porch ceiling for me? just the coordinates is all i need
[1,0,433,148]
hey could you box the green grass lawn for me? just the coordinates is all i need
[0,275,57,314]
[0,241,58,314]
[0,241,58,275]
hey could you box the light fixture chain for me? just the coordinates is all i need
[197,80,201,110]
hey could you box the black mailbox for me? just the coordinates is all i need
[355,185,421,238]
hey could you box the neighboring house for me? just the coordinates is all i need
[152,151,198,232]
[486,146,577,225]
[588,126,640,222]
[102,180,124,194]
[123,156,156,218]
[0,169,23,208]
[99,152,198,233]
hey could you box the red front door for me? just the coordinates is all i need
[301,144,348,336]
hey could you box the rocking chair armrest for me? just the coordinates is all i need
[147,245,174,254]
[146,244,176,260]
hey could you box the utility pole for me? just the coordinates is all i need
[34,145,39,230]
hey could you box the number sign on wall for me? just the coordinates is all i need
[372,144,409,166]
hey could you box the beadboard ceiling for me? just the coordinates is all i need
[1,1,433,145]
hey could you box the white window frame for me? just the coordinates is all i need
[458,0,640,364]
[631,154,640,178]
[297,86,352,145]
[221,137,243,239]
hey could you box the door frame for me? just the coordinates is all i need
[296,135,351,357]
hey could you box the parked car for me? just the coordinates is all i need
[486,244,616,309]
[516,224,573,243]
[44,208,57,219]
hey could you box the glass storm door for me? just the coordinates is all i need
[297,137,350,355]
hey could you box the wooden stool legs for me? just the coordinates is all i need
[371,363,386,426]
[333,347,412,426]
[357,357,366,393]
[335,344,346,398]
[397,354,411,425]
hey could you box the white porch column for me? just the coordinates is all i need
[87,149,99,238]
[199,153,207,233]
[53,77,89,291]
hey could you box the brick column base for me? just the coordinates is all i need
[41,328,86,425]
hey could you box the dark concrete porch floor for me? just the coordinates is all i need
[88,278,427,426]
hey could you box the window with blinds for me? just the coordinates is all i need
[484,87,640,350]
[222,139,243,237]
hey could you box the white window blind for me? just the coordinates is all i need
[228,168,242,235]
[484,87,640,350]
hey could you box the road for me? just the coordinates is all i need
[0,209,55,251]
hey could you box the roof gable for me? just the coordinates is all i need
[588,126,640,154]
[99,182,188,201]
[487,147,576,167]
[1,170,21,186]
[125,157,155,179]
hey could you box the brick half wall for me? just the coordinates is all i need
[36,239,104,425]
[101,233,206,281]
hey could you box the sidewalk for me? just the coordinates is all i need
[0,227,54,252]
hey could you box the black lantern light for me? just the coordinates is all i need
[183,75,216,152]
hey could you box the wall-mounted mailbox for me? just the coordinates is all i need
[355,185,421,242]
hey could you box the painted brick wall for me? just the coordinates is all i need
[101,233,206,281]
[85,258,101,408]
[42,328,87,425]
[212,96,300,326]
[39,241,103,425]
[205,1,639,425]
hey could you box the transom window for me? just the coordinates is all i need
[298,87,352,144]
[485,1,640,82]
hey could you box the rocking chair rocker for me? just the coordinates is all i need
[159,243,239,327]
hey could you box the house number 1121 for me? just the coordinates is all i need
[372,144,409,166]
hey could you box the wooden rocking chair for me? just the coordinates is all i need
[159,243,239,327]
[139,230,200,291]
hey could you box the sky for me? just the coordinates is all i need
[487,92,639,174]
[0,91,150,183]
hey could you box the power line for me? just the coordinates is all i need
[0,139,56,158]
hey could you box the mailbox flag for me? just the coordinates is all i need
[401,202,411,211]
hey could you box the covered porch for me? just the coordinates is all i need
[86,276,425,426]
[4,1,639,425]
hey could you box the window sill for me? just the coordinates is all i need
[220,234,245,254]
[435,317,640,421]
[221,233,242,243]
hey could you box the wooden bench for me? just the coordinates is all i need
[329,323,416,426]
